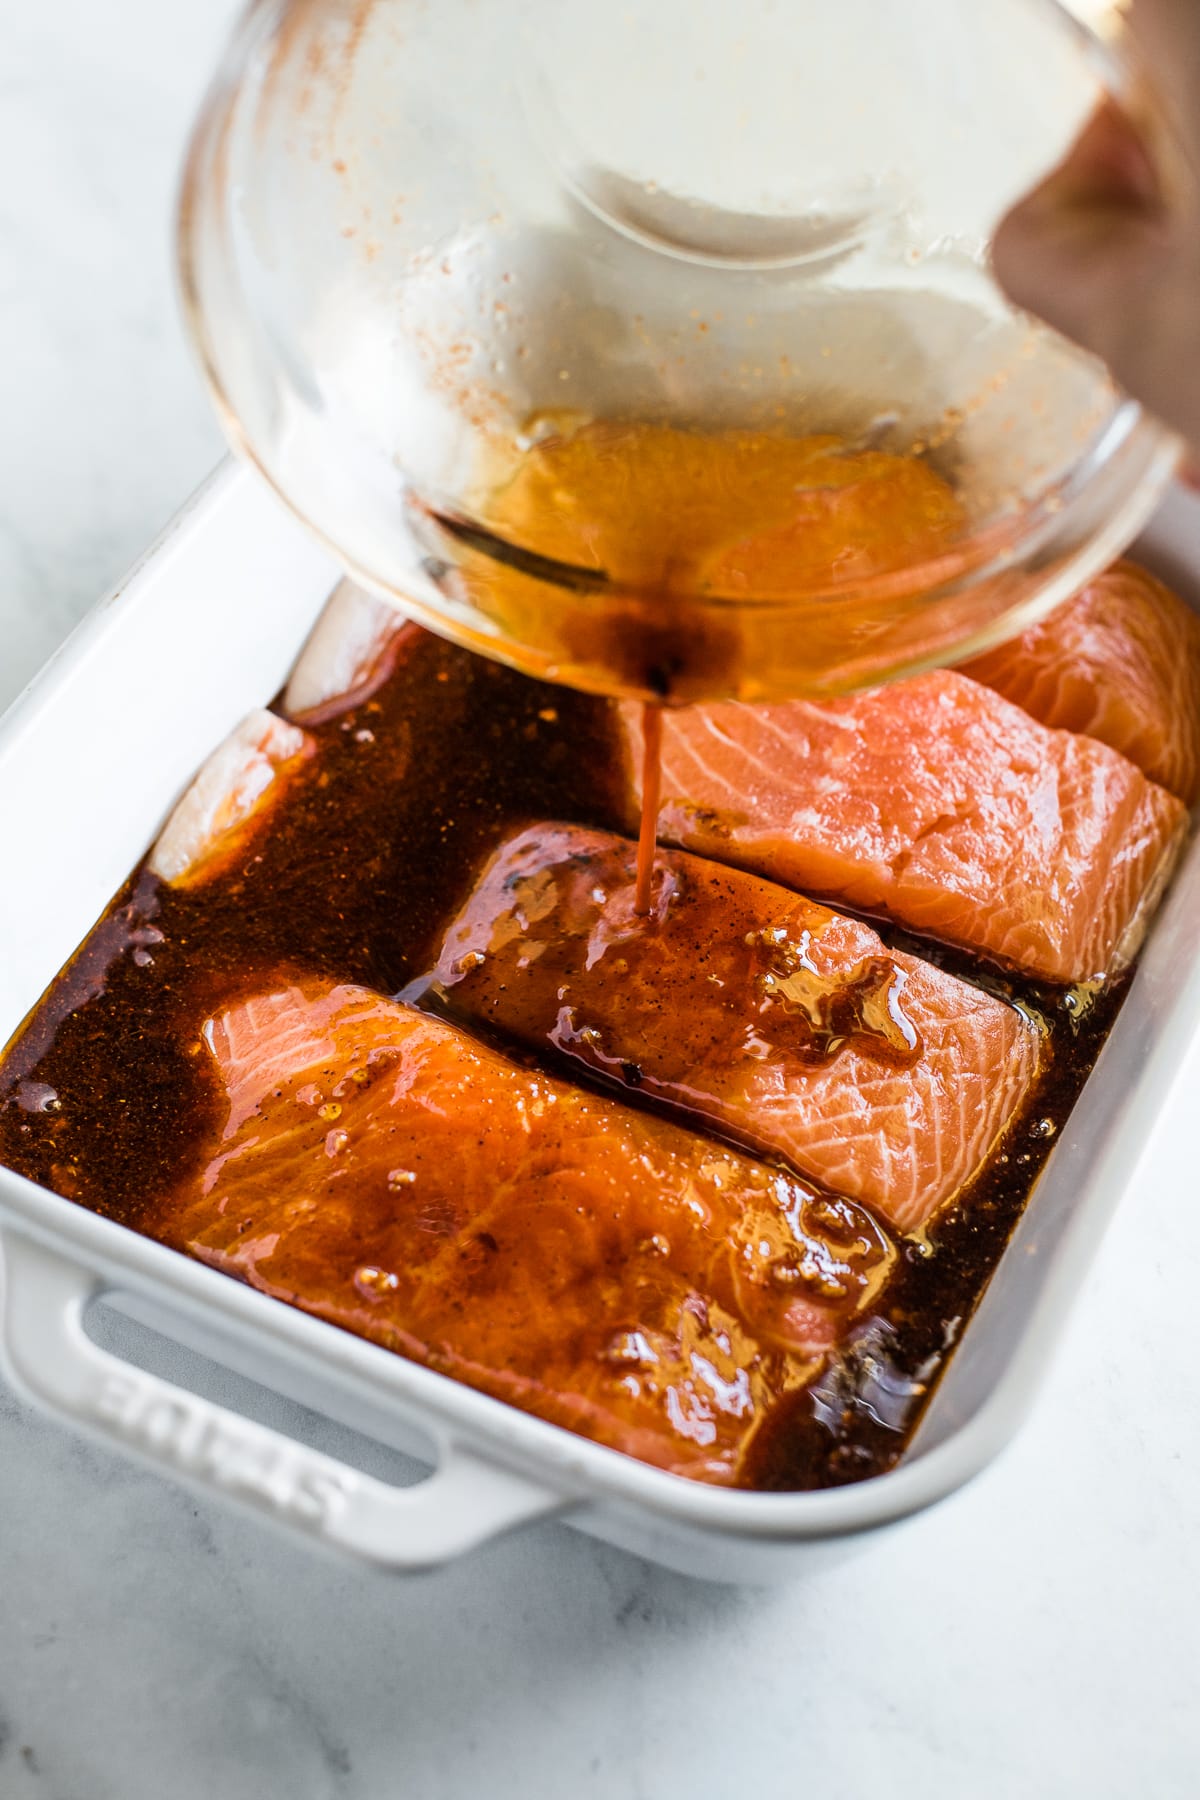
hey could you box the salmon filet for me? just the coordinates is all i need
[283,582,412,722]
[622,670,1187,985]
[962,561,1200,806]
[151,981,895,1484]
[149,711,314,888]
[427,825,1041,1236]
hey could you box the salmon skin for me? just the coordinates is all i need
[962,561,1200,806]
[425,825,1041,1236]
[622,670,1187,986]
[152,981,896,1485]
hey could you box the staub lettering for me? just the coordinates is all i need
[94,1370,353,1528]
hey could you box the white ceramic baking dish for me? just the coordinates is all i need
[2,462,1199,1584]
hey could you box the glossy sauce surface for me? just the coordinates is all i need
[158,978,896,1484]
[418,823,1043,1239]
[0,627,1125,1488]
[426,825,926,1077]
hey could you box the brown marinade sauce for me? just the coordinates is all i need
[0,626,1127,1490]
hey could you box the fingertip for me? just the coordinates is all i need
[991,99,1163,336]
[992,98,1162,312]
[990,202,1054,318]
[1064,98,1163,210]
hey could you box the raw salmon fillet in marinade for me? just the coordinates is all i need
[622,671,1186,986]
[151,982,897,1484]
[962,560,1200,806]
[426,825,1041,1236]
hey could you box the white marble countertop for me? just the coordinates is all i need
[2,6,1199,1797]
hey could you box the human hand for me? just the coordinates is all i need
[993,0,1200,454]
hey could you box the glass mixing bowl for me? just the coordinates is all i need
[178,0,1178,704]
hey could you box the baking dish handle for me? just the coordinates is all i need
[0,1232,565,1569]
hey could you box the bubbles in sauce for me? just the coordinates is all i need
[355,1265,401,1300]
[749,925,922,1065]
